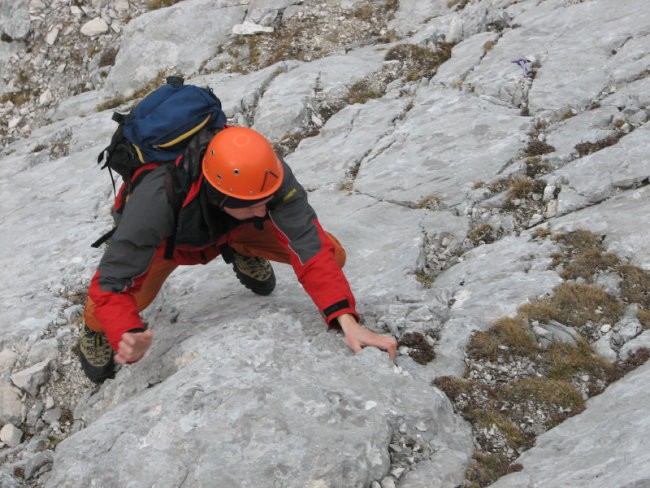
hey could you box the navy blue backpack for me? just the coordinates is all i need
[92,76,226,256]
[97,75,226,185]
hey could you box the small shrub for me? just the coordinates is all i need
[385,43,452,81]
[545,339,614,382]
[483,39,497,54]
[638,308,650,329]
[468,223,494,245]
[507,176,534,200]
[433,376,472,401]
[467,317,539,362]
[466,452,514,488]
[147,0,183,9]
[417,194,441,210]
[617,264,650,307]
[574,134,620,157]
[525,156,551,178]
[561,248,620,281]
[532,226,551,239]
[448,0,471,10]
[398,332,435,364]
[353,4,374,20]
[347,79,384,104]
[415,269,434,288]
[524,138,555,156]
[487,178,510,194]
[98,48,118,68]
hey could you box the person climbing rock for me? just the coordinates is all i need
[79,126,397,383]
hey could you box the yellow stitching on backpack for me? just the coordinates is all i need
[156,114,212,148]
[133,144,145,163]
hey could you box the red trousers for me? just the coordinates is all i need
[85,221,346,333]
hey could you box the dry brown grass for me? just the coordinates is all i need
[519,282,624,328]
[574,134,621,157]
[147,0,183,9]
[524,138,555,156]
[638,308,650,329]
[467,317,539,362]
[503,377,585,414]
[385,43,453,81]
[560,248,621,281]
[346,79,385,104]
[551,230,601,252]
[617,264,650,307]
[525,156,551,178]
[532,227,551,239]
[545,339,614,382]
[468,223,494,245]
[398,332,435,364]
[507,176,534,200]
[471,409,528,449]
[452,228,649,487]
[433,376,472,401]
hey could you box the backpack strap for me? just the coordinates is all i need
[90,228,116,249]
[163,165,185,260]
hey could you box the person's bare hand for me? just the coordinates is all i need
[337,313,397,359]
[114,330,153,364]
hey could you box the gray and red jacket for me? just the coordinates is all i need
[88,156,359,351]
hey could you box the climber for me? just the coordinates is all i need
[79,126,397,383]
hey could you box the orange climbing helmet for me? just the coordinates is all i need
[202,126,284,203]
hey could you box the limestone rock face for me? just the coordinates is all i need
[0,0,649,487]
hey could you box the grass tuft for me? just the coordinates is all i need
[519,282,624,329]
[467,317,539,362]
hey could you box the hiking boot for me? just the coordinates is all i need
[78,323,115,384]
[232,253,276,296]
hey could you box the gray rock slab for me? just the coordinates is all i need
[0,423,22,448]
[433,31,500,88]
[550,186,650,270]
[0,0,30,40]
[246,0,300,25]
[601,76,650,116]
[26,338,59,366]
[50,90,110,122]
[103,0,247,97]
[543,105,621,162]
[306,190,431,300]
[354,87,531,207]
[11,360,50,396]
[465,0,649,115]
[620,331,650,361]
[489,361,650,488]
[252,46,386,142]
[550,123,650,215]
[287,94,410,190]
[431,234,562,376]
[389,0,449,37]
[47,315,473,488]
[190,63,298,123]
[0,349,18,374]
[0,379,25,426]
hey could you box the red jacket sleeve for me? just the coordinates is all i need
[271,216,359,326]
[87,269,145,350]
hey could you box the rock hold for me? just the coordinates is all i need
[80,17,109,37]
